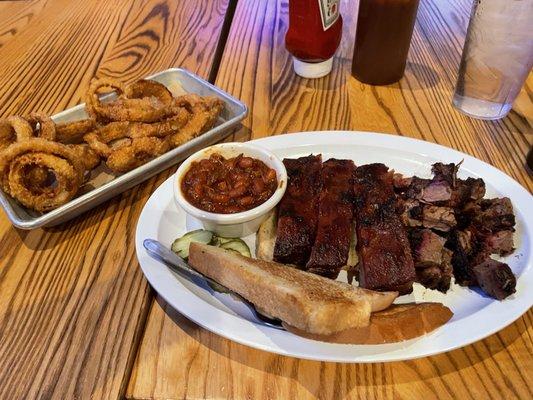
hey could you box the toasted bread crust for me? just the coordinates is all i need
[256,208,277,261]
[189,243,374,334]
[284,303,453,344]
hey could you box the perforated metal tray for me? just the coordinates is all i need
[0,68,248,229]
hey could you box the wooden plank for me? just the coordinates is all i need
[129,303,532,400]
[0,0,48,48]
[0,0,230,399]
[128,0,533,399]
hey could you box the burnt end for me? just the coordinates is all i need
[485,230,514,256]
[409,229,452,292]
[477,198,515,231]
[409,205,424,220]
[393,173,412,191]
[446,230,476,286]
[409,228,446,266]
[416,263,452,293]
[455,201,480,229]
[422,206,457,232]
[464,177,486,201]
[431,162,458,186]
[472,259,516,300]
[404,176,430,199]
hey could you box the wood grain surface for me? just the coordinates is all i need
[128,0,533,399]
[0,0,231,399]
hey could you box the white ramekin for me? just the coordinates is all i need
[173,142,287,237]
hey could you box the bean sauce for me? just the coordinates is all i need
[181,153,278,213]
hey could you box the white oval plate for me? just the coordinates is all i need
[135,131,533,363]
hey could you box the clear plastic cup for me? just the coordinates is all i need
[452,0,533,120]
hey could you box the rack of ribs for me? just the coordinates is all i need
[306,159,356,278]
[354,163,416,294]
[273,155,322,266]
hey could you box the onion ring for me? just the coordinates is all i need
[124,79,173,103]
[105,136,170,173]
[0,117,33,150]
[0,138,84,212]
[28,113,57,141]
[68,144,101,171]
[169,96,224,147]
[84,78,181,123]
[83,108,190,165]
[55,119,96,144]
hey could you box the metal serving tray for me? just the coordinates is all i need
[0,68,248,229]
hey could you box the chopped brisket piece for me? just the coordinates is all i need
[421,181,452,203]
[485,230,514,256]
[431,163,485,206]
[403,177,431,200]
[422,205,457,232]
[409,229,446,267]
[416,259,452,293]
[447,177,486,208]
[431,162,458,186]
[401,199,423,227]
[400,163,485,208]
[354,164,416,294]
[273,155,322,266]
[472,259,516,300]
[446,229,476,286]
[456,229,473,254]
[393,173,412,191]
[401,200,456,232]
[477,198,515,231]
[409,228,453,292]
[307,159,355,278]
[464,177,486,201]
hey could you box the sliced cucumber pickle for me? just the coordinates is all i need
[212,235,234,246]
[219,239,252,258]
[171,229,214,259]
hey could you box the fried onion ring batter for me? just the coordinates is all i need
[85,78,181,123]
[28,113,57,141]
[106,137,170,173]
[55,119,96,144]
[0,117,33,150]
[83,108,190,172]
[169,95,224,147]
[0,139,84,212]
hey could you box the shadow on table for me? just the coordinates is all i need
[294,59,440,93]
[401,62,441,90]
[160,295,530,399]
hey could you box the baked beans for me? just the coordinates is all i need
[181,153,278,213]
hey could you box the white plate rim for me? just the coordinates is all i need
[135,131,533,363]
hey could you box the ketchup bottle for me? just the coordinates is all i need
[285,0,343,78]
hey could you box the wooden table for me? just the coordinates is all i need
[0,0,531,399]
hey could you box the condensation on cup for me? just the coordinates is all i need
[453,0,533,120]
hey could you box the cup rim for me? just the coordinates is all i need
[173,143,287,225]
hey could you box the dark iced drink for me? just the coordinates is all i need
[352,0,420,85]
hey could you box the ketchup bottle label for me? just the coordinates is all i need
[318,0,340,31]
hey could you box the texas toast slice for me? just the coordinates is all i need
[189,242,397,335]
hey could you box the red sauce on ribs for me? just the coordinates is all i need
[273,155,322,266]
[306,159,355,278]
[354,163,416,294]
